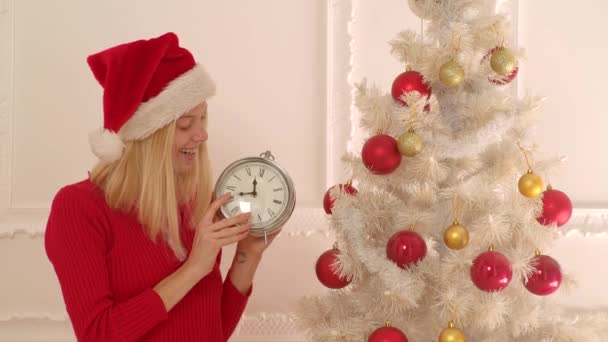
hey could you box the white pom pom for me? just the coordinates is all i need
[88,128,125,162]
[408,0,440,19]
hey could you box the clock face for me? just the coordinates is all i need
[216,160,291,230]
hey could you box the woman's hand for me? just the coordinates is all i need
[236,227,282,258]
[184,193,251,279]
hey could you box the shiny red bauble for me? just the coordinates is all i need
[323,183,358,214]
[362,135,402,175]
[537,188,573,227]
[368,325,408,342]
[386,230,427,269]
[470,251,513,292]
[524,254,562,296]
[391,70,431,106]
[315,248,351,289]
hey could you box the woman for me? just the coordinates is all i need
[45,32,279,341]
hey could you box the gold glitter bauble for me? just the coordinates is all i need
[518,170,544,198]
[439,323,466,342]
[397,129,423,157]
[490,47,517,75]
[443,221,469,250]
[439,59,465,87]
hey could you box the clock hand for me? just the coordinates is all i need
[239,177,259,197]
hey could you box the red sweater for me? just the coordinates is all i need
[45,179,251,341]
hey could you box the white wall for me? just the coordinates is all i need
[8,0,326,209]
[517,0,608,207]
[1,1,607,341]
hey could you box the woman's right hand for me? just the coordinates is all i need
[184,192,251,279]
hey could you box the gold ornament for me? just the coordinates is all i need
[516,142,543,198]
[439,59,465,87]
[439,321,466,342]
[398,129,423,157]
[490,47,517,75]
[518,170,543,198]
[444,194,469,250]
[444,220,469,250]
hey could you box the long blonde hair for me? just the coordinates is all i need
[90,121,212,260]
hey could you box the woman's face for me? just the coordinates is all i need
[173,102,208,175]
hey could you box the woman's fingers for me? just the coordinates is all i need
[209,212,251,232]
[217,229,250,246]
[201,192,233,225]
[211,223,251,239]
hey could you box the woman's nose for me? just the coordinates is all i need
[193,127,208,143]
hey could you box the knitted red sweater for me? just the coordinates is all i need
[45,179,251,341]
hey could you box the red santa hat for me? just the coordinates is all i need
[87,32,215,162]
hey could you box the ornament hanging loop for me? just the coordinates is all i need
[517,141,533,172]
[450,32,462,55]
[492,23,506,47]
[408,101,418,131]
[452,193,461,223]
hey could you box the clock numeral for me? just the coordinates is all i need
[257,213,263,223]
[259,168,265,178]
[226,185,236,191]
[273,199,283,205]
[233,174,242,181]
[267,208,276,217]
[273,187,283,192]
[229,207,240,216]
[268,175,276,182]
[246,167,252,176]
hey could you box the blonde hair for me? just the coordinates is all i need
[90,121,212,260]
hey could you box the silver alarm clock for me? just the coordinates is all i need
[214,151,296,238]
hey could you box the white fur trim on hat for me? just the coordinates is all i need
[89,128,125,162]
[119,64,216,141]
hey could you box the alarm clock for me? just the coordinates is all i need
[214,150,296,238]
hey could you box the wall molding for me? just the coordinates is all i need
[0,0,14,216]
[0,207,331,238]
[326,0,354,187]
[0,312,304,341]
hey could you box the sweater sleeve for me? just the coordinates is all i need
[45,186,168,342]
[219,250,253,340]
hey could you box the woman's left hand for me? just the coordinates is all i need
[236,227,282,257]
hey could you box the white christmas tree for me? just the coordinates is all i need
[297,0,608,341]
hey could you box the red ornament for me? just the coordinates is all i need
[470,250,513,292]
[391,69,431,107]
[368,323,408,342]
[524,254,562,296]
[315,248,351,289]
[386,230,427,269]
[537,188,573,227]
[323,183,358,214]
[362,135,402,175]
[482,47,519,85]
